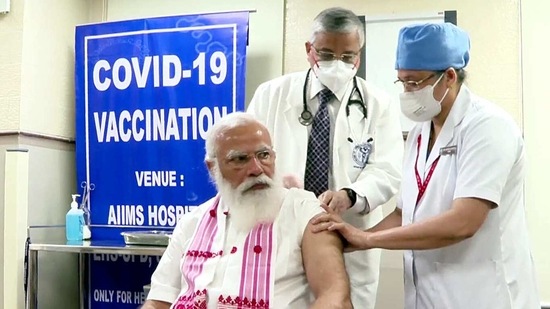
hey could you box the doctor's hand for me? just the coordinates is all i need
[311,204,371,252]
[318,190,351,214]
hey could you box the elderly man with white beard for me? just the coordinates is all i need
[142,112,352,309]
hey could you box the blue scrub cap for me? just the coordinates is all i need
[395,22,470,71]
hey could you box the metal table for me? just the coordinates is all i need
[26,239,166,309]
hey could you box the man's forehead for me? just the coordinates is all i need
[216,125,271,151]
[218,125,268,141]
[314,31,360,52]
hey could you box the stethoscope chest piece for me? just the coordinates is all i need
[299,110,313,126]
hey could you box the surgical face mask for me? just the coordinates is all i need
[312,60,357,94]
[399,74,449,122]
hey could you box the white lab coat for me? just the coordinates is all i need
[248,71,404,309]
[398,86,539,309]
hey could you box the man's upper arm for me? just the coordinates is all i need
[302,221,350,302]
[293,190,350,302]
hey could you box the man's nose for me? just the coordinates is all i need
[246,157,264,176]
[403,85,415,92]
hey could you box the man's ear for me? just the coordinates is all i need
[205,160,214,174]
[445,68,458,87]
[305,41,312,54]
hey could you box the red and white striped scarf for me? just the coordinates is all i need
[172,196,275,308]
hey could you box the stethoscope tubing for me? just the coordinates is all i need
[299,69,367,126]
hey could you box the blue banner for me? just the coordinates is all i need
[75,12,249,308]
[88,254,161,306]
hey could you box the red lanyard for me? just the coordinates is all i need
[414,134,440,207]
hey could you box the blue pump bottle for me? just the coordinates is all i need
[66,194,84,241]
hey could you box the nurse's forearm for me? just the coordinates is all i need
[367,208,478,250]
[367,207,402,233]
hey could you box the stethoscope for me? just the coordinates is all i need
[299,68,368,127]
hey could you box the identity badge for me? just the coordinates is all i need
[440,145,457,156]
[352,139,373,168]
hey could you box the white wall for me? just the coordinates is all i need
[20,0,89,138]
[521,0,550,304]
[0,0,23,131]
[105,0,285,106]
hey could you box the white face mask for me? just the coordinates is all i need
[313,60,357,94]
[399,74,449,122]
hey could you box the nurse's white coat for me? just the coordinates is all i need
[399,86,539,309]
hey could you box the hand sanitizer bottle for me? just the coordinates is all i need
[66,194,84,241]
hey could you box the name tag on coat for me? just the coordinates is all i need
[440,145,457,156]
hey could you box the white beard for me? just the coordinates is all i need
[213,168,285,234]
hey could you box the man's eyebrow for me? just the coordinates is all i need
[399,75,417,81]
[225,149,246,159]
[316,48,358,55]
[342,49,358,54]
[316,47,335,53]
[225,145,272,159]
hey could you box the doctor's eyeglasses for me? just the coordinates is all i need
[225,148,276,168]
[394,73,438,91]
[311,46,359,64]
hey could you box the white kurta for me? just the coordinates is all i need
[248,70,403,309]
[147,188,324,308]
[398,86,540,309]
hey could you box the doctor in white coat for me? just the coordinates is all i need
[312,23,540,309]
[247,7,403,309]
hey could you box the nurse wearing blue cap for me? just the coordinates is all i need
[312,23,540,308]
